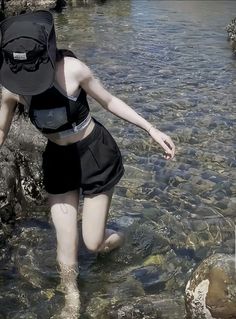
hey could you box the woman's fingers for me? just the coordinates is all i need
[161,140,175,159]
[164,138,175,158]
[149,128,175,159]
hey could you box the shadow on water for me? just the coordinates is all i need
[0,0,236,318]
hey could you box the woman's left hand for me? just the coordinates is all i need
[148,126,175,160]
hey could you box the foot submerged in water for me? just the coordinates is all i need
[99,229,125,254]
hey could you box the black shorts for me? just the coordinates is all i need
[42,120,124,195]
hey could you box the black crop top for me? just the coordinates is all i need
[28,84,91,135]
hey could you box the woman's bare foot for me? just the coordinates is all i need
[54,262,80,319]
[99,228,125,253]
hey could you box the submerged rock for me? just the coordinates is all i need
[86,294,185,319]
[185,253,236,319]
[111,295,185,319]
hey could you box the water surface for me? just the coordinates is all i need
[1,1,236,318]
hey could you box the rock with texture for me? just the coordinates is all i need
[185,253,236,319]
[1,0,66,18]
[0,116,47,260]
[226,18,236,53]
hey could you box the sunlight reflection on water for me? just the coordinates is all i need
[0,1,235,318]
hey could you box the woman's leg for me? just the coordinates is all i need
[82,188,124,253]
[49,190,79,265]
[49,190,80,318]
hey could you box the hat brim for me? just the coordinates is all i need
[0,10,53,36]
[0,58,54,95]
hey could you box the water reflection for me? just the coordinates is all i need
[55,1,236,315]
[155,0,236,26]
[1,0,236,318]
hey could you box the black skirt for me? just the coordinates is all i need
[42,119,124,195]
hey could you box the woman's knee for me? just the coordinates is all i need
[83,237,103,253]
[50,193,79,230]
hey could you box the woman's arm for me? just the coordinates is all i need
[0,87,18,147]
[78,61,175,159]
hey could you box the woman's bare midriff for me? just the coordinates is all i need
[44,118,95,146]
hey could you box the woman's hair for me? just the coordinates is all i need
[56,49,78,61]
[17,48,77,117]
[16,102,26,117]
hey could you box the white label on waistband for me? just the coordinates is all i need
[56,114,92,138]
[13,52,27,60]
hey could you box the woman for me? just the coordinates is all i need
[0,10,175,317]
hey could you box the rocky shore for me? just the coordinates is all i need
[0,0,66,18]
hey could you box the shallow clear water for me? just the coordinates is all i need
[1,1,236,318]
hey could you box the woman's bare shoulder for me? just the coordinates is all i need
[1,87,19,102]
[63,56,92,82]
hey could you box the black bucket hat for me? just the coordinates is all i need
[0,10,56,95]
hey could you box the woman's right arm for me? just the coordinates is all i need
[0,87,18,147]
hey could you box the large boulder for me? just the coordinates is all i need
[185,253,236,319]
[0,116,47,260]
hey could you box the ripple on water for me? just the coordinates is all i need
[1,0,236,318]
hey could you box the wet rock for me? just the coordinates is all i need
[1,0,66,17]
[0,116,48,259]
[108,295,185,319]
[86,297,111,319]
[224,197,236,217]
[14,151,44,205]
[131,265,172,294]
[86,295,184,319]
[108,275,145,300]
[185,253,236,319]
[0,148,17,258]
[123,164,154,183]
[10,311,38,319]
[226,17,236,54]
[0,144,45,224]
[126,222,170,259]
[143,254,166,267]
[10,219,57,287]
[0,217,67,318]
